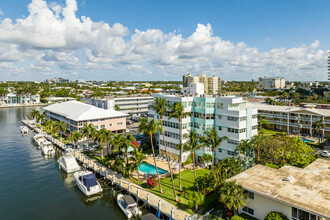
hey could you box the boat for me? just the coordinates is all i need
[33,133,47,147]
[41,141,55,155]
[117,194,142,218]
[59,148,80,173]
[141,213,160,220]
[74,171,103,196]
[20,126,29,134]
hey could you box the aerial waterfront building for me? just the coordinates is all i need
[258,76,285,90]
[84,95,154,116]
[182,73,222,95]
[228,159,330,220]
[148,94,258,162]
[0,92,40,106]
[43,101,128,133]
[247,102,330,138]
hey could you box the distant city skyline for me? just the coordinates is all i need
[0,0,329,81]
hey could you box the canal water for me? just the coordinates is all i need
[0,107,128,220]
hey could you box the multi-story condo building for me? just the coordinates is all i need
[44,101,128,133]
[258,76,285,90]
[228,158,329,220]
[148,94,258,162]
[247,102,330,138]
[183,73,221,95]
[0,92,40,105]
[84,95,153,116]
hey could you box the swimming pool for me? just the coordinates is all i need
[300,137,315,143]
[139,162,168,175]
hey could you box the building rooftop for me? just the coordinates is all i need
[228,159,330,218]
[247,102,330,117]
[44,101,128,121]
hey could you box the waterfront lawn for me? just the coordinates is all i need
[131,169,210,214]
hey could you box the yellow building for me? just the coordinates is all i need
[228,159,330,220]
[183,73,221,95]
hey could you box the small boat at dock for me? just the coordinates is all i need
[59,148,80,173]
[41,141,55,155]
[20,126,29,134]
[33,133,47,147]
[74,171,103,196]
[141,213,160,220]
[117,194,142,218]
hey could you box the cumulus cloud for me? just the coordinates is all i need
[0,0,326,81]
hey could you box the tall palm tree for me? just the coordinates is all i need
[168,102,191,192]
[45,119,55,134]
[30,109,40,122]
[200,128,228,169]
[312,118,326,143]
[183,130,201,191]
[94,129,107,159]
[138,118,163,194]
[219,180,247,215]
[116,134,137,164]
[70,130,82,147]
[257,114,269,134]
[105,130,114,154]
[54,121,67,143]
[81,123,94,149]
[149,97,178,201]
[130,149,147,181]
[39,114,47,125]
[282,92,290,104]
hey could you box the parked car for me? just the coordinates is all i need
[320,150,330,157]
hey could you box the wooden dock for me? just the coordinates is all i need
[22,119,193,220]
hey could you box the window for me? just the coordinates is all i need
[228,116,238,121]
[100,125,105,128]
[240,117,247,121]
[243,206,254,216]
[228,128,238,133]
[109,123,112,126]
[117,122,123,126]
[228,139,240,145]
[93,126,98,129]
[218,126,222,131]
[252,125,258,130]
[227,151,235,156]
[245,190,254,199]
[218,148,222,153]
[218,115,222,119]
[252,114,258,119]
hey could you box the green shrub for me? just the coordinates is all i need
[183,154,193,165]
[264,211,289,220]
[239,213,258,220]
[266,163,279,169]
[231,215,245,220]
[40,98,47,103]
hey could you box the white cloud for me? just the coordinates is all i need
[0,0,326,81]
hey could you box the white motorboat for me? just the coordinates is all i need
[20,126,29,134]
[33,133,47,147]
[74,171,103,196]
[59,149,80,173]
[117,194,142,218]
[41,141,55,155]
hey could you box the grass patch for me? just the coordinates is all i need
[261,129,286,136]
[131,169,210,214]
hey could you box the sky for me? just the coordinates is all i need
[0,0,329,82]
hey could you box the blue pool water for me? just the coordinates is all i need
[300,137,315,143]
[139,162,168,175]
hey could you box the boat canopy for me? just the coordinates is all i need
[141,213,159,220]
[123,195,136,206]
[82,174,98,191]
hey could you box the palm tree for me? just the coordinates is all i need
[312,118,326,143]
[54,121,67,143]
[138,118,163,194]
[219,180,247,215]
[39,114,47,125]
[30,109,40,122]
[81,123,94,149]
[94,128,107,159]
[282,92,290,104]
[168,102,191,192]
[105,130,114,154]
[184,191,205,212]
[70,130,82,147]
[149,97,178,201]
[45,119,55,134]
[183,130,201,191]
[200,128,228,169]
[116,134,137,164]
[130,150,147,181]
[257,114,269,134]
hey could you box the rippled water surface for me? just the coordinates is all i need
[0,107,129,220]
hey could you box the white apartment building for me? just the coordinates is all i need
[0,92,40,106]
[228,159,329,220]
[148,94,258,162]
[183,73,222,95]
[258,76,285,90]
[84,95,154,116]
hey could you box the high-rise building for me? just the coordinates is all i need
[258,76,285,90]
[148,94,258,162]
[182,73,221,95]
